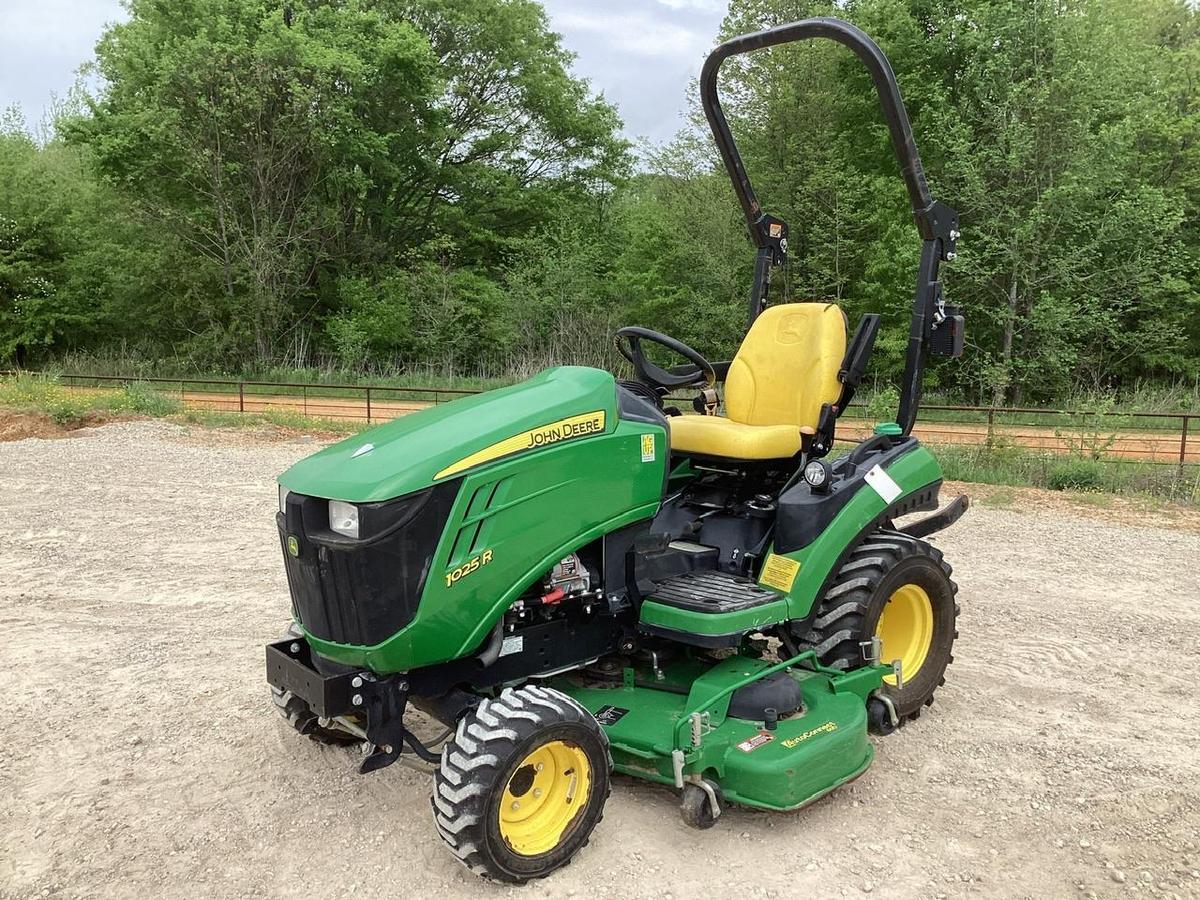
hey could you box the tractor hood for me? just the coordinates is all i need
[278,366,619,503]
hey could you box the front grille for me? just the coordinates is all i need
[279,482,459,646]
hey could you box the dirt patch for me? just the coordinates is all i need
[0,408,114,442]
[1,421,1198,899]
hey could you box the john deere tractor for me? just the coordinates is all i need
[266,18,968,883]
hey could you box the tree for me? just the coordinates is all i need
[74,0,628,366]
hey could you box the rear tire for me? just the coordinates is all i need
[798,529,958,725]
[431,685,611,884]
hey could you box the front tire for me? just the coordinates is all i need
[799,529,958,724]
[432,685,611,884]
[270,686,363,746]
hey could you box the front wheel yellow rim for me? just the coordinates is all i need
[498,740,592,856]
[876,583,935,686]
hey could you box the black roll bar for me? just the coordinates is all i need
[700,17,960,435]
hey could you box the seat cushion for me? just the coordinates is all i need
[669,414,801,460]
[725,303,846,432]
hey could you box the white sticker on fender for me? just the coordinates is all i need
[865,464,903,504]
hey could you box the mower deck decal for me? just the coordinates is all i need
[781,721,839,748]
[736,732,775,753]
[594,706,629,726]
[759,553,801,593]
[434,410,607,480]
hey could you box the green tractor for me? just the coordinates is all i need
[266,18,968,884]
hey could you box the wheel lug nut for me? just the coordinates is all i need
[536,763,543,771]
[534,789,542,798]
[511,801,520,810]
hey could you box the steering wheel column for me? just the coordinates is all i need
[614,327,716,394]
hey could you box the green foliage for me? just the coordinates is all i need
[865,386,900,423]
[0,0,1199,403]
[1047,459,1106,492]
[0,372,179,422]
[1053,397,1130,460]
[106,382,182,417]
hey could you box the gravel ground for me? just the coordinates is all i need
[1,419,1198,900]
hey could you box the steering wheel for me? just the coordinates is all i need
[614,327,716,392]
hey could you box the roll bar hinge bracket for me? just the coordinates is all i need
[915,200,960,262]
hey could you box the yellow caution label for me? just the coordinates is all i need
[759,553,801,593]
[435,410,606,480]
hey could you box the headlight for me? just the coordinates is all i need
[328,500,360,539]
[804,460,831,491]
[278,484,290,514]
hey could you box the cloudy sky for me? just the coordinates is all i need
[0,0,728,145]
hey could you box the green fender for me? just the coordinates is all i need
[761,443,944,620]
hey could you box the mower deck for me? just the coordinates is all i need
[553,653,883,812]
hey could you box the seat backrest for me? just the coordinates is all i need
[724,303,847,430]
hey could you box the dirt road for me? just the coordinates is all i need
[2,420,1198,899]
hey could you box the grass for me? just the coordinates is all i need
[0,373,183,424]
[175,408,367,434]
[977,488,1017,509]
[934,441,1199,503]
[43,349,522,394]
[0,373,365,435]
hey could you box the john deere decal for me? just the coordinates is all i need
[435,411,606,480]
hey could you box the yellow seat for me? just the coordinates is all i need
[669,303,847,460]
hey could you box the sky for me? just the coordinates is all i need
[0,0,729,145]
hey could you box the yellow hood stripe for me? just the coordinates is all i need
[434,410,606,480]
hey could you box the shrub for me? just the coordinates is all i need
[106,382,180,416]
[1047,459,1105,492]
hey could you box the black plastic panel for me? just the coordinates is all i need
[775,437,935,553]
[265,640,356,718]
[648,569,779,613]
[279,482,460,647]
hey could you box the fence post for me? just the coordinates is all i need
[366,387,372,424]
[986,407,996,448]
[239,381,245,414]
[1181,415,1191,477]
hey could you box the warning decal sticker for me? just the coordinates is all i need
[640,433,656,462]
[736,731,775,753]
[595,705,629,726]
[759,553,801,593]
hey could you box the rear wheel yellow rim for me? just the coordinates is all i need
[498,740,592,856]
[876,583,934,686]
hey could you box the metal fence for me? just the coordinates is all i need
[22,371,1200,473]
[49,372,476,423]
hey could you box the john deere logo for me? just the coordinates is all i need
[287,535,300,557]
